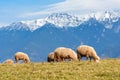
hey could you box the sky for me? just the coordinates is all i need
[0,0,120,27]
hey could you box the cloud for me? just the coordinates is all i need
[0,22,8,27]
[22,0,120,17]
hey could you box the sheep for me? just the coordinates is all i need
[47,52,54,62]
[54,47,78,62]
[3,59,14,64]
[76,45,100,62]
[14,52,30,63]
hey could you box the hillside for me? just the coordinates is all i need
[0,59,120,80]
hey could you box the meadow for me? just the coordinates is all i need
[0,58,120,80]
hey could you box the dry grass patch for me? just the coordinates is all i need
[0,58,120,80]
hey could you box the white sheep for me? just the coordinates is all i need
[54,47,78,62]
[3,59,14,64]
[14,52,30,63]
[76,45,100,62]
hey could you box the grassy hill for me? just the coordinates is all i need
[0,58,120,80]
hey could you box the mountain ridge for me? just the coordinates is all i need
[1,11,120,31]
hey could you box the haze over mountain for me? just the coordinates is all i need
[0,11,120,62]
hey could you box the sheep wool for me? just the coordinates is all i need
[14,52,30,63]
[3,59,14,64]
[47,52,54,62]
[54,47,78,62]
[77,45,100,62]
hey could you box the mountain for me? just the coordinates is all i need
[0,11,120,62]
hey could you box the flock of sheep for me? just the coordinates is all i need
[3,45,100,64]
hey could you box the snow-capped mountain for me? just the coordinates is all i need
[2,11,120,31]
[46,13,81,27]
[0,11,120,62]
[21,19,46,31]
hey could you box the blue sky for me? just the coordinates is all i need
[0,0,64,26]
[0,0,120,26]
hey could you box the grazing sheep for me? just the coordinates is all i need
[77,45,100,62]
[3,59,14,64]
[14,52,30,63]
[54,47,78,62]
[47,52,54,62]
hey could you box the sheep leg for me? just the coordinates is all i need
[86,51,89,60]
[58,58,61,62]
[23,59,27,63]
[57,56,62,62]
[77,54,82,61]
[54,57,57,62]
[16,60,18,63]
[57,56,61,62]
[54,55,58,62]
[67,55,72,61]
[90,57,92,61]
[15,58,18,63]
[47,57,50,62]
[86,57,89,60]
[61,58,64,62]
[25,59,29,63]
[59,57,63,62]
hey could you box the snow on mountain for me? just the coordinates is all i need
[77,11,120,29]
[20,13,82,30]
[21,19,46,31]
[46,13,81,28]
[4,22,30,30]
[78,11,120,22]
[1,11,120,31]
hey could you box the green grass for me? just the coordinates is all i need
[0,58,120,80]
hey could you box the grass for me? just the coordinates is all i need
[0,58,120,80]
